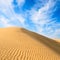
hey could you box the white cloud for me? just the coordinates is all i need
[30,0,56,24]
[54,29,60,38]
[28,0,60,38]
[0,17,11,27]
[46,28,60,39]
[0,0,25,27]
[16,0,25,7]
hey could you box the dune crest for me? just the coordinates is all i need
[0,27,60,60]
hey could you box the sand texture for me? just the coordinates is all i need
[0,27,60,60]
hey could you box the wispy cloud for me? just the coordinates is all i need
[28,0,60,38]
[0,0,25,27]
[30,0,56,24]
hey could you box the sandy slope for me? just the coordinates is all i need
[0,27,60,60]
[54,39,60,42]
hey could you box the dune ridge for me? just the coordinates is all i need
[0,27,60,60]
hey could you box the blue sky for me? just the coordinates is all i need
[0,0,60,39]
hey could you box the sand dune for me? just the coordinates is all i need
[0,27,60,60]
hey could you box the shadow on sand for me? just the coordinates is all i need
[21,28,60,55]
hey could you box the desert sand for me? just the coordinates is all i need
[0,27,60,60]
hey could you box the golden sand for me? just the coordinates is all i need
[0,27,60,60]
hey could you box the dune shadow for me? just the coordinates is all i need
[21,28,60,55]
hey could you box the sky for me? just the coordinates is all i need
[0,0,60,39]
